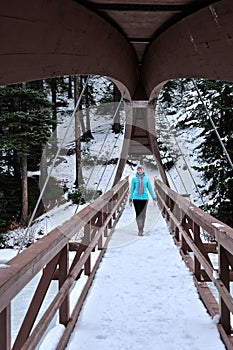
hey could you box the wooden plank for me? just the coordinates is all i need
[217,326,233,350]
[12,252,61,350]
[155,180,233,246]
[0,305,11,350]
[155,178,233,350]
[55,204,122,350]
[158,191,233,315]
[0,178,128,314]
[19,183,129,350]
[59,245,70,327]
[219,245,231,335]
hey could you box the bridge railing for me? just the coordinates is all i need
[154,178,233,350]
[0,177,129,350]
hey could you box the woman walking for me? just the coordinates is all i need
[129,165,156,236]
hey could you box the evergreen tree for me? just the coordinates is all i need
[0,86,52,226]
[160,79,233,227]
[191,80,233,226]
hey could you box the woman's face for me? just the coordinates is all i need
[137,168,144,174]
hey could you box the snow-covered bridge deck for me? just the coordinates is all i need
[66,202,225,350]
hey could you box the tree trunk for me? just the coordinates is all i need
[74,76,84,187]
[13,150,21,178]
[27,80,43,90]
[50,78,58,153]
[40,146,48,189]
[79,76,86,135]
[84,76,94,140]
[112,84,121,133]
[51,78,57,133]
[20,155,28,225]
[68,76,73,99]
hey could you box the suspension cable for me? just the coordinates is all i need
[17,76,90,254]
[166,168,179,193]
[101,122,124,193]
[85,96,123,190]
[74,97,123,212]
[157,104,207,207]
[156,107,190,194]
[157,103,211,240]
[94,102,124,193]
[191,78,233,170]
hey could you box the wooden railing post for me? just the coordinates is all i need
[83,221,91,247]
[174,203,180,242]
[107,200,113,229]
[98,209,103,250]
[169,198,175,234]
[102,203,108,238]
[59,244,70,326]
[0,305,11,350]
[84,222,91,275]
[219,244,231,335]
[193,221,201,281]
[181,215,189,254]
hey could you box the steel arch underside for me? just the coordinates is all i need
[0,0,233,100]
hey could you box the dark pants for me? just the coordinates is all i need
[133,199,148,231]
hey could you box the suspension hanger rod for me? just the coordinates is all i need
[191,78,233,170]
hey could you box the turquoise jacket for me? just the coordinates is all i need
[129,173,156,200]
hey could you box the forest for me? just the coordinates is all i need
[0,76,233,248]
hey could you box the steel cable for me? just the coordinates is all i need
[17,76,90,253]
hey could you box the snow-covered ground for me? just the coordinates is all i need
[65,202,225,350]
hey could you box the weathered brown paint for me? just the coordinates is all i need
[0,0,137,99]
[0,305,11,350]
[0,1,233,101]
[143,0,233,100]
[12,252,62,350]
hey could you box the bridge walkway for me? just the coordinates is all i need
[65,202,225,350]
